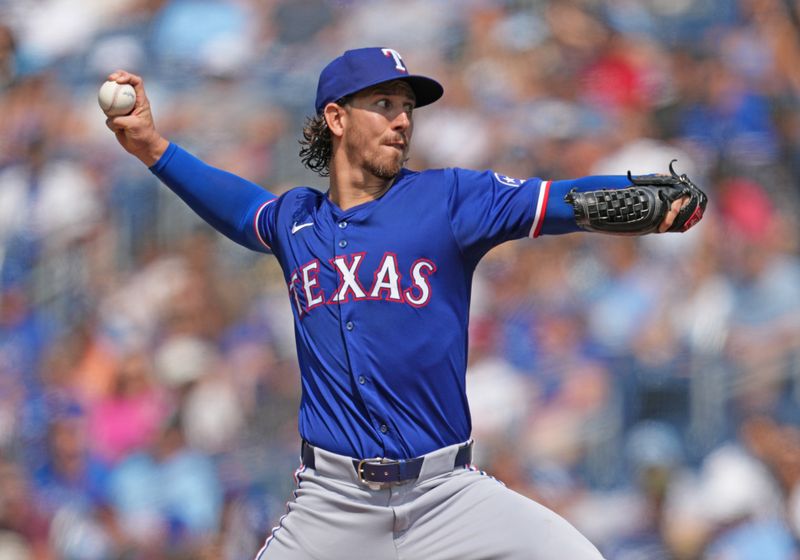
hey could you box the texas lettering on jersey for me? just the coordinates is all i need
[288,252,437,317]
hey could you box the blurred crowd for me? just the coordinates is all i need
[1,0,800,558]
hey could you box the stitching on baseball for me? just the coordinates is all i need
[109,84,120,112]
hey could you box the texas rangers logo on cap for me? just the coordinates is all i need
[381,48,408,73]
[314,47,444,114]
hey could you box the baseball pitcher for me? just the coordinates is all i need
[104,47,706,560]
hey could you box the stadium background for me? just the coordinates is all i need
[1,0,800,558]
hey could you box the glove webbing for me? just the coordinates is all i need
[567,187,663,234]
[579,189,652,224]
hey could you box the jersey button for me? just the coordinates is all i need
[338,240,348,248]
[338,221,348,229]
[345,321,354,331]
[358,376,366,385]
[380,424,388,434]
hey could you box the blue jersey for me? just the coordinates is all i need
[152,143,631,459]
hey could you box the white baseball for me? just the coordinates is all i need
[98,80,136,116]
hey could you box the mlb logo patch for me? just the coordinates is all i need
[494,173,523,187]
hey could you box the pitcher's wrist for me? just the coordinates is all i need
[139,136,170,167]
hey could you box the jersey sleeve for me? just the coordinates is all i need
[447,168,633,258]
[150,143,278,253]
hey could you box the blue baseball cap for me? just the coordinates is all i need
[314,47,444,114]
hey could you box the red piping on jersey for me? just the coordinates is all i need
[254,198,277,250]
[530,180,551,238]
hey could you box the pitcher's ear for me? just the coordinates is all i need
[324,103,348,138]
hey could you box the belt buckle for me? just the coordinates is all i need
[356,457,399,490]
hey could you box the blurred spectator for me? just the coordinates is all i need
[0,531,32,560]
[87,351,169,463]
[521,303,618,486]
[676,52,780,169]
[0,23,17,89]
[574,420,686,559]
[181,363,245,455]
[465,316,530,466]
[153,334,217,389]
[32,409,110,517]
[0,282,53,447]
[106,413,223,553]
[584,238,659,356]
[0,134,102,278]
[149,0,258,77]
[719,179,800,419]
[698,444,793,560]
[0,454,50,557]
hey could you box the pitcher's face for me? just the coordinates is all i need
[342,80,416,180]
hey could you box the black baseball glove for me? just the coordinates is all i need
[564,160,707,234]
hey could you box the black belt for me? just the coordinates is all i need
[301,440,473,485]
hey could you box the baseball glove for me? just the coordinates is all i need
[564,160,707,234]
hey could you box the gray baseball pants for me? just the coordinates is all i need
[255,441,605,560]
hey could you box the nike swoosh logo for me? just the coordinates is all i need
[291,221,314,234]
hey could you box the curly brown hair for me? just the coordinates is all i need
[299,96,351,177]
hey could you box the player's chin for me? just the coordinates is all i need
[366,163,400,180]
[368,153,405,178]
[387,156,405,175]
